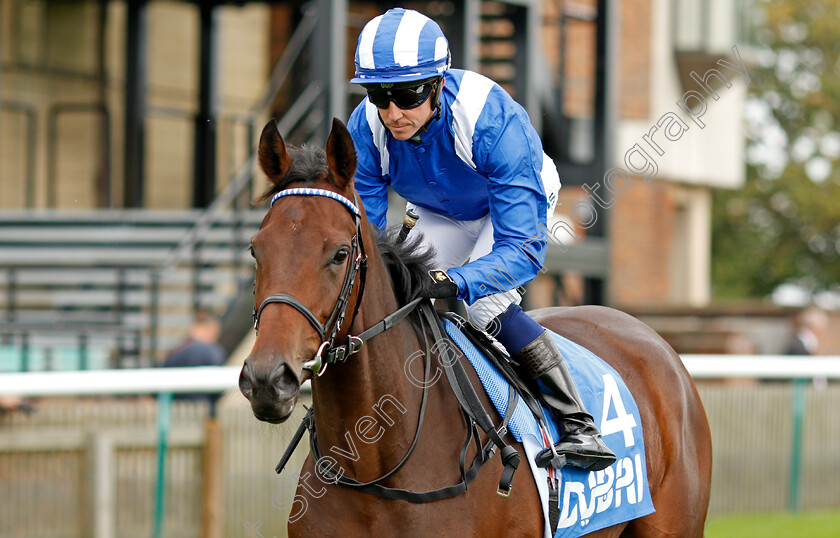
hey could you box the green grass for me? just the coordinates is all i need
[705,511,840,538]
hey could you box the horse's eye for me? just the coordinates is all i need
[332,247,350,265]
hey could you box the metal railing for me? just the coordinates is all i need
[0,322,142,371]
[143,3,329,360]
[5,354,839,397]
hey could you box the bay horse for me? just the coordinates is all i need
[239,118,712,537]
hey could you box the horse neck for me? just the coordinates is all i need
[309,235,431,476]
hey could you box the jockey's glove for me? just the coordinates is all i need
[424,270,460,299]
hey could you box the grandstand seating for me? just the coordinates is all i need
[0,209,263,370]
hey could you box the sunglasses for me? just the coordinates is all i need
[365,80,438,110]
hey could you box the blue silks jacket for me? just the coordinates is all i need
[347,69,554,304]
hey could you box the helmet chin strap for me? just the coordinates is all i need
[411,105,440,141]
[428,78,444,122]
[411,80,443,140]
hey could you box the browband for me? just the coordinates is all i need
[271,188,360,216]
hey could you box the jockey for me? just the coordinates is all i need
[346,7,615,472]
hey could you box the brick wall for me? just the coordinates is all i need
[552,0,650,119]
[618,0,651,120]
[609,178,680,307]
[558,0,596,118]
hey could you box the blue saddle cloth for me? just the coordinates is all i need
[442,319,655,537]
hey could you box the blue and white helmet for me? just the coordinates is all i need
[351,8,451,84]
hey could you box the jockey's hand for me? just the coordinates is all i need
[423,270,459,299]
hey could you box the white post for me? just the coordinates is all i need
[89,431,115,538]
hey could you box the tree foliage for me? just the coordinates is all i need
[712,0,840,301]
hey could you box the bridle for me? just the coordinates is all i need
[252,187,368,376]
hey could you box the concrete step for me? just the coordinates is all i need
[1,289,233,309]
[2,265,245,287]
[0,246,253,266]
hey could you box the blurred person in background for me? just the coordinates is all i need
[786,307,828,356]
[786,307,829,388]
[162,309,227,413]
[0,395,26,414]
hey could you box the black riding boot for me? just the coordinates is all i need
[515,331,616,472]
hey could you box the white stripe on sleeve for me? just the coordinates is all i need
[365,101,390,176]
[450,71,494,169]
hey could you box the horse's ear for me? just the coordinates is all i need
[258,119,291,183]
[325,117,357,189]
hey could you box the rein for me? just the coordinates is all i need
[275,301,521,503]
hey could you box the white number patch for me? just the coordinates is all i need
[599,373,637,447]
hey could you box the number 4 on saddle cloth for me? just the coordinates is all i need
[441,316,655,538]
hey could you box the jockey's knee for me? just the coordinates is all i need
[465,290,522,335]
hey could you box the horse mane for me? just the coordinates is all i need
[258,144,341,202]
[377,230,437,305]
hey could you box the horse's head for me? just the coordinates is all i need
[239,118,362,423]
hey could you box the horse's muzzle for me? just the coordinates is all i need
[239,357,300,423]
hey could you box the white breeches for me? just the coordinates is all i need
[409,152,560,330]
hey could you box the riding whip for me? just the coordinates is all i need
[397,208,420,243]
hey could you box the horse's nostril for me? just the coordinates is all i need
[270,361,300,396]
[239,360,254,399]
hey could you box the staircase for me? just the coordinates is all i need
[0,3,331,373]
[478,1,522,97]
[0,209,263,370]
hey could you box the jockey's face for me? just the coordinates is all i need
[374,78,442,141]
[378,98,436,140]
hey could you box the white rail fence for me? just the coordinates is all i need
[0,357,838,537]
[4,356,840,397]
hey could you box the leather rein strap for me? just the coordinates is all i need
[275,300,521,503]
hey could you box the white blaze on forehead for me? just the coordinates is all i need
[358,15,383,69]
[393,10,429,66]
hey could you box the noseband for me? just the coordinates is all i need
[253,188,368,375]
